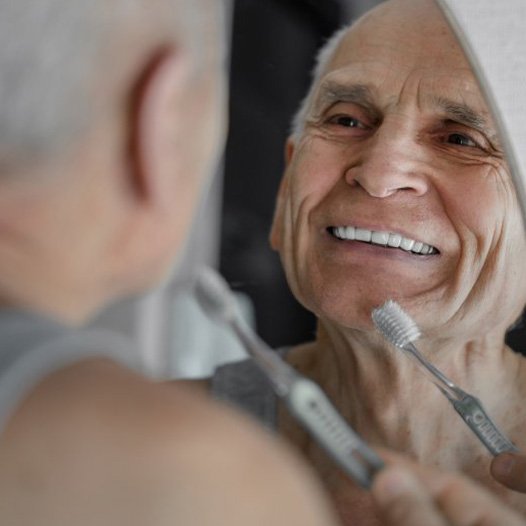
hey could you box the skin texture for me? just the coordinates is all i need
[270,0,526,524]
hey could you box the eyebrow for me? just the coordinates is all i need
[431,96,497,139]
[315,82,379,118]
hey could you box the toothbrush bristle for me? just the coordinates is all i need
[371,300,421,347]
[194,267,237,324]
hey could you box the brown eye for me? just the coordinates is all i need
[448,133,477,147]
[334,116,363,128]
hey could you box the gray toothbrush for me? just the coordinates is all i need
[372,300,518,456]
[194,266,384,488]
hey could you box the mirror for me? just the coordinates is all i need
[436,0,526,228]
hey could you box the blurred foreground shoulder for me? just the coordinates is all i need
[0,358,339,526]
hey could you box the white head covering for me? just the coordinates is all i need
[436,0,526,226]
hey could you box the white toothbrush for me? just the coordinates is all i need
[372,300,518,456]
[194,266,384,488]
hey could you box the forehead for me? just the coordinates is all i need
[316,0,490,117]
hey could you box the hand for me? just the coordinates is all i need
[491,452,526,492]
[371,464,525,526]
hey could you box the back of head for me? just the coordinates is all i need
[0,0,226,175]
[0,0,228,320]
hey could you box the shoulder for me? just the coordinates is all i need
[0,359,225,522]
[0,358,336,525]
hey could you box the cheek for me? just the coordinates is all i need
[439,164,526,331]
[441,164,508,249]
[279,139,345,308]
[288,137,347,214]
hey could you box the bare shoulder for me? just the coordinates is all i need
[0,359,338,525]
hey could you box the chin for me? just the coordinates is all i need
[292,278,382,332]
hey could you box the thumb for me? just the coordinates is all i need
[372,466,447,526]
[491,452,526,492]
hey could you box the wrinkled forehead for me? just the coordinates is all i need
[328,0,473,83]
[311,0,495,127]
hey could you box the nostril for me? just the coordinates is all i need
[345,164,428,198]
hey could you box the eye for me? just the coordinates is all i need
[336,116,361,128]
[447,133,478,148]
[328,115,368,130]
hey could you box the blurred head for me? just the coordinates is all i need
[270,0,526,342]
[0,0,228,320]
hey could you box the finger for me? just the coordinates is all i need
[491,453,526,492]
[371,466,449,526]
[432,472,525,526]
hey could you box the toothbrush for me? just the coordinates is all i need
[372,300,519,456]
[194,266,384,488]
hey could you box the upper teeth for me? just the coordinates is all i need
[331,226,437,255]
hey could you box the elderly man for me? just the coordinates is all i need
[212,0,526,524]
[0,1,344,525]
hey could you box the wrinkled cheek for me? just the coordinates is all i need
[454,217,526,335]
[281,191,315,307]
[477,179,526,314]
[430,166,523,334]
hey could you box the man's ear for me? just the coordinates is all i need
[285,137,296,166]
[129,49,187,207]
[270,137,295,251]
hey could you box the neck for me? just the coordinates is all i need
[286,320,523,464]
[0,233,105,326]
[0,170,118,326]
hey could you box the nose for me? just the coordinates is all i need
[345,124,429,198]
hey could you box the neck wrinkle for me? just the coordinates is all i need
[292,319,522,458]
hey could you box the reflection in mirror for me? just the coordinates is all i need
[436,0,526,226]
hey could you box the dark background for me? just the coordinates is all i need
[219,0,526,354]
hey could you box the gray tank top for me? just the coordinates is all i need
[211,352,287,431]
[0,309,134,433]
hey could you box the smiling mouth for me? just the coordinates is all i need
[328,226,439,256]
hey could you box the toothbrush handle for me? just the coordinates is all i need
[231,319,299,396]
[451,393,519,455]
[404,344,518,455]
[405,343,461,401]
[228,315,384,487]
[284,377,384,489]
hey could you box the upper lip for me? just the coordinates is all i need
[327,224,439,255]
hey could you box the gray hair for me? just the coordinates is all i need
[290,25,350,141]
[0,0,225,173]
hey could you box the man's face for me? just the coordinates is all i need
[271,0,526,338]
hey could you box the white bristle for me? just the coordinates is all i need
[194,267,237,324]
[371,300,421,348]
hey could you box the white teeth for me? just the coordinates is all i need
[412,241,423,253]
[388,233,402,248]
[355,228,372,242]
[371,231,389,246]
[400,238,415,251]
[345,226,355,239]
[421,244,434,255]
[330,226,437,255]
